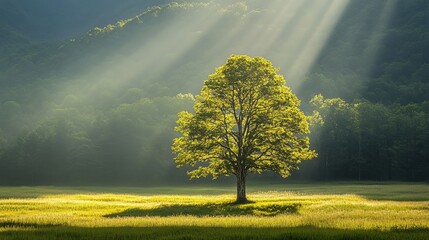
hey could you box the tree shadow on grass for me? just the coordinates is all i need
[104,203,301,218]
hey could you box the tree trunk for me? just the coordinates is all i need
[236,169,247,204]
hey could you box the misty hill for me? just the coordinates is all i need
[2,0,428,102]
[0,0,428,185]
[308,0,429,104]
[0,0,169,44]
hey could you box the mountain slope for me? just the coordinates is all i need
[303,0,429,103]
[0,0,168,43]
[0,0,428,184]
[1,0,428,103]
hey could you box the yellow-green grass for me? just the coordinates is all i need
[0,182,428,240]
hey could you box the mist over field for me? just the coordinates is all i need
[0,0,428,185]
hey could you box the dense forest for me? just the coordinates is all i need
[0,0,428,185]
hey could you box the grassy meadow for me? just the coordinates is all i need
[0,182,428,240]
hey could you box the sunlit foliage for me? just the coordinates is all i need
[173,55,316,202]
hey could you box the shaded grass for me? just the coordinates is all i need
[0,221,61,228]
[0,226,428,240]
[105,203,301,217]
[0,181,427,200]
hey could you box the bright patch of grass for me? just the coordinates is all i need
[0,182,428,240]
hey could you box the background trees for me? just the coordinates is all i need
[307,96,429,181]
[0,0,427,185]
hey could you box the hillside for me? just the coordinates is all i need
[1,0,428,102]
[0,0,168,43]
[0,0,428,185]
[305,0,429,103]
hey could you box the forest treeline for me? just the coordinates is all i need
[0,93,194,185]
[0,93,428,184]
[0,0,428,184]
[305,95,429,181]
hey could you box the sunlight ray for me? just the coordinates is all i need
[249,0,307,53]
[247,0,312,55]
[191,0,351,90]
[360,0,399,76]
[70,3,225,99]
[286,0,350,85]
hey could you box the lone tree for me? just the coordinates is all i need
[172,55,316,203]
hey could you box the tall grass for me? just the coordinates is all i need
[0,182,428,239]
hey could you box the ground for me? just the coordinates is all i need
[0,182,428,240]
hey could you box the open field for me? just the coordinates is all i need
[0,182,428,240]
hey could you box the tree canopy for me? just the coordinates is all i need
[172,55,316,202]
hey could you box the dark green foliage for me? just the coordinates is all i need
[302,0,429,103]
[307,96,429,181]
[0,94,194,185]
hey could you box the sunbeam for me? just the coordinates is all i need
[286,0,350,85]
[67,2,225,100]
[56,0,354,101]
[1,1,428,226]
[247,0,306,55]
[190,0,352,90]
[362,0,399,76]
